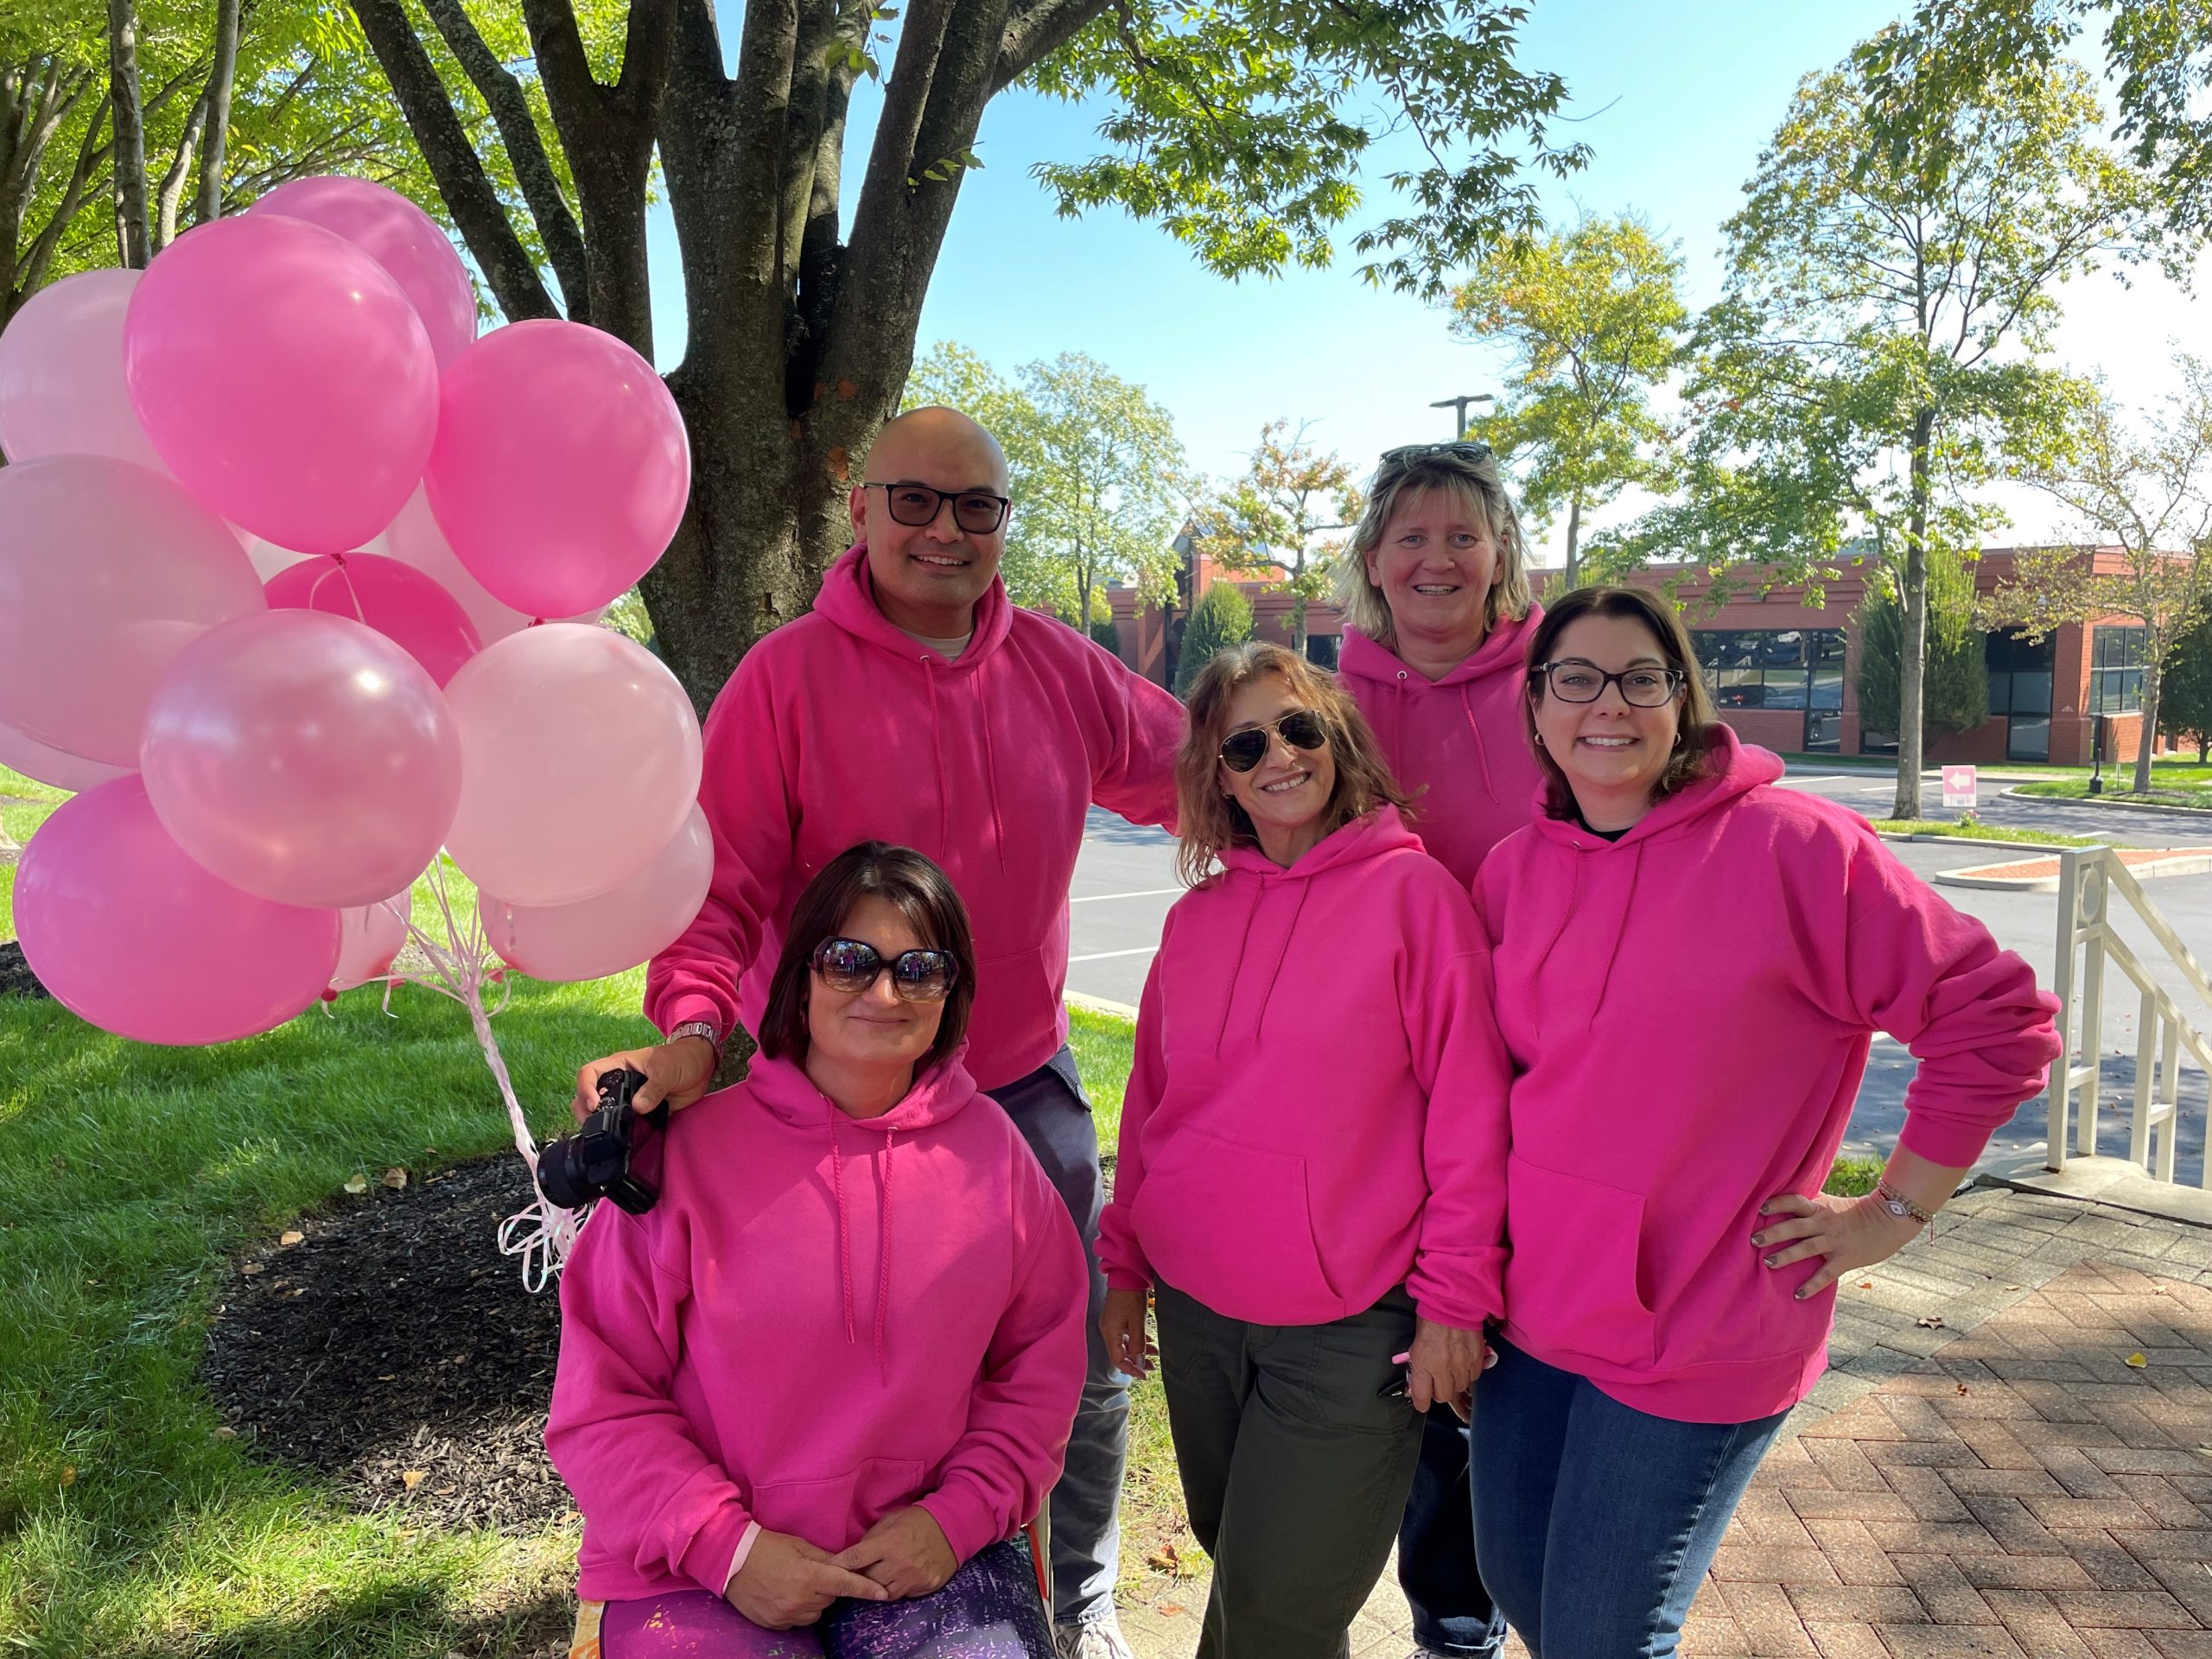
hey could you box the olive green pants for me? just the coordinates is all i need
[1154,1281,1425,1659]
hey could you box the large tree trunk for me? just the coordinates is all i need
[1891,410,1936,821]
[194,0,242,224]
[1564,494,1582,587]
[2135,656,2163,794]
[105,0,149,268]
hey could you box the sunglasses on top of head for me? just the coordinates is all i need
[1378,439,1493,469]
[1217,709,1330,773]
[810,937,960,1001]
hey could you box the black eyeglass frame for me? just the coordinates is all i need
[809,937,961,1001]
[865,480,1013,534]
[1529,661,1688,708]
[1378,440,1494,470]
[1217,709,1331,773]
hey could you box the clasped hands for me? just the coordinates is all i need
[726,1506,956,1629]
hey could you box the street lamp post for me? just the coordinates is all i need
[1430,391,1496,439]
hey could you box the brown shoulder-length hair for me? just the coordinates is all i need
[1174,639,1412,886]
[1522,585,1725,820]
[757,841,977,1071]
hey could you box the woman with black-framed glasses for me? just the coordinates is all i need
[550,841,1086,1659]
[1096,642,1510,1659]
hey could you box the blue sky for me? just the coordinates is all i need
[643,0,2202,563]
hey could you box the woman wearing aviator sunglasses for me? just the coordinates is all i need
[1096,642,1510,1659]
[550,841,1086,1659]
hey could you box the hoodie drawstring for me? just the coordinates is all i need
[922,658,951,855]
[1587,841,1645,1029]
[1459,685,1497,801]
[1215,881,1267,1057]
[1250,881,1311,1034]
[830,1114,856,1345]
[1525,856,1581,1043]
[874,1129,895,1381]
[977,659,1007,871]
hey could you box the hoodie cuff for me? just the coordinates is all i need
[1897,1109,1995,1172]
[660,993,732,1040]
[1104,1268,1152,1294]
[719,1522,765,1595]
[916,1483,1001,1567]
[677,1500,760,1599]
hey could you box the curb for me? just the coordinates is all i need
[2000,785,2212,817]
[1065,991,1138,1023]
[1931,849,2212,893]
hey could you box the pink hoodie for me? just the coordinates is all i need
[1098,807,1511,1329]
[1338,607,1547,887]
[545,1049,1087,1604]
[645,544,1184,1090]
[1473,729,2060,1423]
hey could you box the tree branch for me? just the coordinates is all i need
[15,94,111,301]
[152,88,207,248]
[991,0,1109,93]
[418,0,591,317]
[348,0,559,321]
[193,0,239,226]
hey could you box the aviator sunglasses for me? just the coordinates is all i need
[1218,709,1330,773]
[810,937,960,1002]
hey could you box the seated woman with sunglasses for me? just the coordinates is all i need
[1468,588,2058,1657]
[548,842,1087,1659]
[1096,642,1510,1659]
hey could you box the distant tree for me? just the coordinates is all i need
[1087,614,1121,657]
[1192,418,1360,657]
[1173,579,1253,696]
[1856,543,1989,746]
[2158,608,2212,763]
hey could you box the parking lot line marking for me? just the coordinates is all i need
[1068,888,1183,903]
[1067,946,1160,963]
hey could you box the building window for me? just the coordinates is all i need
[2090,625,2146,714]
[1303,633,1340,671]
[1692,628,1846,749]
[1986,629,2056,761]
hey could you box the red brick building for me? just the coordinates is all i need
[1104,543,2175,768]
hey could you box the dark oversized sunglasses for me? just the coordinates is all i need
[810,937,960,1001]
[868,480,1012,534]
[1218,709,1330,773]
[1378,440,1493,468]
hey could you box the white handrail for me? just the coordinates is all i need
[2048,846,2212,1188]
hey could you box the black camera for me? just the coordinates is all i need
[537,1066,664,1215]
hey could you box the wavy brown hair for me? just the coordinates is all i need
[1174,640,1411,886]
[1522,586,1723,820]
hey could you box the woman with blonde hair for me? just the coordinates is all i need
[1096,641,1510,1659]
[1332,440,1538,1658]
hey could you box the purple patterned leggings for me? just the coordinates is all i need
[599,1538,1054,1659]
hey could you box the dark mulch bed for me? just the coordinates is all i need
[0,939,50,999]
[201,1153,575,1533]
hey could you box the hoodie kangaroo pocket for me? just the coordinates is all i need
[1503,1154,1656,1370]
[1133,1127,1342,1320]
[747,1457,930,1552]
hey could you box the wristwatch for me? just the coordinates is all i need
[667,1020,722,1065]
[1874,1179,1934,1230]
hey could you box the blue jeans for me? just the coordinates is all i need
[986,1047,1126,1630]
[1468,1339,1787,1659]
[1397,1405,1505,1655]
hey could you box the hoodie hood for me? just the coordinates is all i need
[811,542,1014,671]
[1216,800,1424,881]
[1338,605,1541,692]
[1527,723,1783,854]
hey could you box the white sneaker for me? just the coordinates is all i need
[1053,1617,1136,1659]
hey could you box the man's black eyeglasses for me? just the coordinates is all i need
[1218,709,1330,773]
[810,937,960,1001]
[867,480,1012,534]
[1531,661,1686,707]
[1379,440,1493,469]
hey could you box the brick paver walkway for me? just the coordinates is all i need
[1117,1183,2212,1658]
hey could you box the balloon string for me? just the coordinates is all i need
[302,555,370,628]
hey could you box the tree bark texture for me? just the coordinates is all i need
[354,0,1115,712]
[1891,408,1936,822]
[106,0,150,268]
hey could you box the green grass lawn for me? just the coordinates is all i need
[2013,778,2212,807]
[1870,818,2103,848]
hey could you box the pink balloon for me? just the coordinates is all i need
[331,895,410,992]
[481,803,713,982]
[0,455,265,764]
[15,777,340,1045]
[264,552,482,687]
[251,175,477,369]
[0,719,132,793]
[141,611,463,908]
[383,487,599,641]
[425,321,690,617]
[443,624,702,906]
[0,269,166,469]
[125,213,438,554]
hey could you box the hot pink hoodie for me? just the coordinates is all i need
[1338,607,1546,887]
[545,1049,1087,1604]
[1097,807,1511,1329]
[1473,729,2060,1423]
[645,544,1185,1090]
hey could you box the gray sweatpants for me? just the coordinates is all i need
[984,1046,1128,1630]
[1154,1280,1424,1659]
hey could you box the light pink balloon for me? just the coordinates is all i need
[331,895,410,992]
[251,175,477,369]
[426,321,690,618]
[382,487,597,642]
[0,719,132,793]
[264,552,482,687]
[0,455,265,764]
[141,610,463,908]
[0,268,166,469]
[480,803,712,982]
[15,777,340,1045]
[443,624,702,906]
[125,213,438,554]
